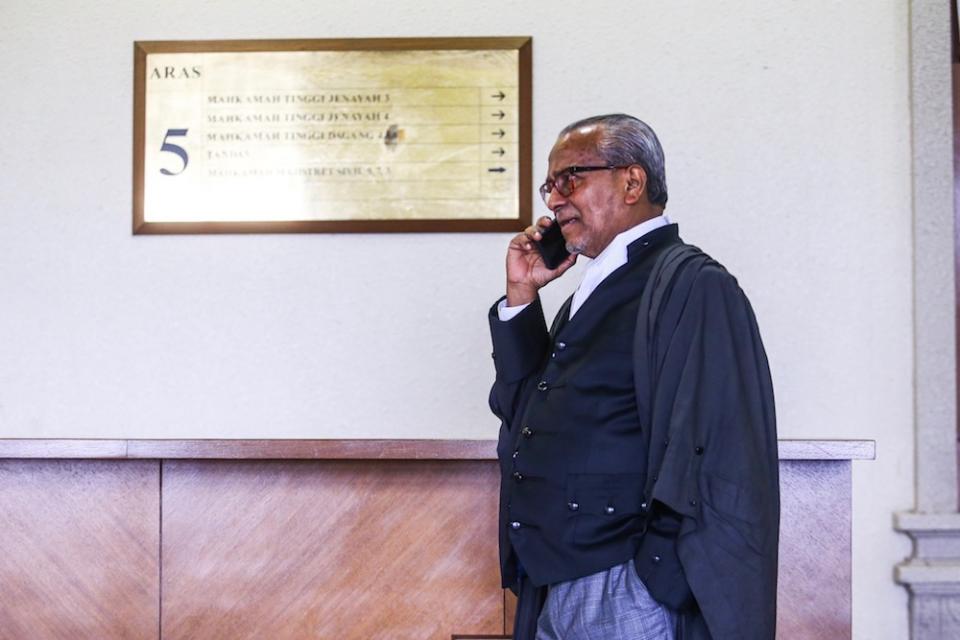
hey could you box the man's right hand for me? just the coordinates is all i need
[506,216,578,307]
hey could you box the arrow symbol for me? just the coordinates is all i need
[491,110,506,119]
[491,129,506,138]
[491,148,505,157]
[491,90,506,100]
[488,167,506,173]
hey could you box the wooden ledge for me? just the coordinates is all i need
[0,439,496,460]
[777,439,875,461]
[0,438,875,461]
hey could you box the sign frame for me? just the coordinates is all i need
[132,37,532,235]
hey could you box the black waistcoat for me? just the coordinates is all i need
[497,224,681,587]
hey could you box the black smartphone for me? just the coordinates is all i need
[535,221,570,270]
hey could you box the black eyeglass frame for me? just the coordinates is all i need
[538,165,631,204]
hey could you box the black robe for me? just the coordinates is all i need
[633,243,779,639]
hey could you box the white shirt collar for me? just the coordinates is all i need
[569,214,671,318]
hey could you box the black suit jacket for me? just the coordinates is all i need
[489,225,683,590]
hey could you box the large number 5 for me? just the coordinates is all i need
[159,129,189,175]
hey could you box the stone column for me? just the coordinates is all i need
[894,1,960,636]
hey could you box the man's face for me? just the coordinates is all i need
[544,126,628,259]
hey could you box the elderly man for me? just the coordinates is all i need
[488,114,779,640]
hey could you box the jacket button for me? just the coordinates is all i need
[689,499,698,506]
[605,505,616,515]
[640,502,648,510]
[568,501,579,511]
[556,342,567,350]
[663,438,669,446]
[510,521,521,530]
[652,555,662,564]
[513,471,524,482]
[512,449,520,459]
[491,351,496,359]
[695,446,704,455]
[551,352,557,359]
[521,426,533,438]
[537,381,549,391]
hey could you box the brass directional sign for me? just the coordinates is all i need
[133,38,531,234]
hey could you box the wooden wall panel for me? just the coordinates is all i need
[0,446,861,639]
[0,460,159,640]
[776,460,852,639]
[161,460,502,639]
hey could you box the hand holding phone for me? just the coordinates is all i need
[534,220,570,270]
[505,217,576,307]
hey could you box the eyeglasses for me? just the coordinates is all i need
[538,165,629,205]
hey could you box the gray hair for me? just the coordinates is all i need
[558,114,668,207]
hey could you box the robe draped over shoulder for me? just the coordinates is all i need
[633,244,779,640]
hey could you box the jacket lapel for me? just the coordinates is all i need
[549,295,574,338]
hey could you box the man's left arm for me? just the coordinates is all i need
[487,296,550,429]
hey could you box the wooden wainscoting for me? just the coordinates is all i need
[161,460,502,639]
[0,439,874,639]
[0,460,160,639]
[777,460,852,638]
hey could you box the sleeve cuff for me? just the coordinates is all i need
[497,299,531,322]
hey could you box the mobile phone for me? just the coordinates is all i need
[535,221,570,270]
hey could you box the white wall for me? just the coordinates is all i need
[0,1,915,637]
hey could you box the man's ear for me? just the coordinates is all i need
[623,165,648,205]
